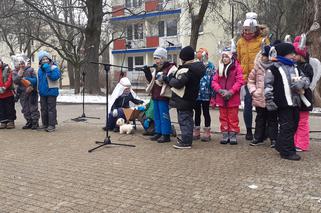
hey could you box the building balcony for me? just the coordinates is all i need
[113,36,180,51]
[112,5,125,17]
[113,39,126,50]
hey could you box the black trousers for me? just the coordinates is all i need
[40,96,57,127]
[254,107,278,141]
[177,109,194,145]
[276,107,299,156]
[0,96,16,123]
[194,100,211,127]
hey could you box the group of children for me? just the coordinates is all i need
[0,51,61,132]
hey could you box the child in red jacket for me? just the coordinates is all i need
[0,59,16,129]
[212,48,244,144]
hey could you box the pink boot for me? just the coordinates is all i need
[193,126,200,140]
[201,127,211,142]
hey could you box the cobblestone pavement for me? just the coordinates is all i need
[1,104,321,213]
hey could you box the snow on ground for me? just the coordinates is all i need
[57,89,321,115]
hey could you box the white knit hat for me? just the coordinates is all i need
[153,47,167,60]
[243,12,258,27]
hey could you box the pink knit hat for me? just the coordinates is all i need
[293,36,307,58]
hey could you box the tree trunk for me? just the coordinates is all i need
[82,0,103,94]
[189,0,209,50]
[74,65,81,94]
[300,0,321,107]
[67,61,75,89]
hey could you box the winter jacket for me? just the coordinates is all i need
[111,92,144,110]
[197,61,216,101]
[0,64,14,99]
[37,63,61,97]
[144,62,175,100]
[212,60,244,107]
[265,62,310,109]
[169,61,205,110]
[237,35,266,82]
[247,54,273,108]
[13,66,37,94]
[297,61,313,111]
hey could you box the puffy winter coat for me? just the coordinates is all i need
[0,64,14,99]
[169,61,205,110]
[212,61,244,107]
[37,63,61,97]
[247,54,273,108]
[13,66,37,93]
[143,62,175,100]
[237,35,265,82]
[197,61,215,101]
[297,61,313,111]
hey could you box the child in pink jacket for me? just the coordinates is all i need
[212,48,244,144]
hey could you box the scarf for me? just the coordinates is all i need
[276,56,295,66]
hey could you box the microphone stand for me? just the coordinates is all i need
[71,71,100,122]
[88,62,139,152]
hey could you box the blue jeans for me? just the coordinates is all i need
[153,99,171,135]
[243,85,253,129]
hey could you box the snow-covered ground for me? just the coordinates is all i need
[57,89,321,115]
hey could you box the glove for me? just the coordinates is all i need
[156,73,164,82]
[223,91,233,100]
[18,69,24,77]
[266,100,278,111]
[26,86,34,93]
[0,87,5,94]
[142,65,150,73]
[112,109,118,117]
[136,105,146,111]
[218,89,227,96]
[163,73,174,84]
[42,63,50,71]
[291,79,305,90]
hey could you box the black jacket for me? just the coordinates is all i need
[168,61,206,110]
[297,61,314,111]
[111,93,143,110]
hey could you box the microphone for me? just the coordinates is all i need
[136,64,157,71]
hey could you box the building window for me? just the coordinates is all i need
[133,0,142,7]
[127,25,133,40]
[128,57,134,71]
[128,56,144,71]
[125,0,131,7]
[158,21,165,37]
[126,0,142,8]
[167,54,177,64]
[166,20,177,36]
[158,19,177,37]
[134,56,144,66]
[134,23,144,40]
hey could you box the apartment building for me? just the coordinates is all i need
[109,0,227,88]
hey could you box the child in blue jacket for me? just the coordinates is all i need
[37,50,61,132]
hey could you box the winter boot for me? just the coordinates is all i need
[201,127,211,142]
[22,120,32,129]
[6,121,15,129]
[0,122,7,129]
[150,133,162,141]
[220,132,229,144]
[31,121,39,130]
[157,134,171,143]
[245,128,253,141]
[193,126,201,140]
[270,140,276,148]
[229,132,238,145]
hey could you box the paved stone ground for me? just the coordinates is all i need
[1,104,321,213]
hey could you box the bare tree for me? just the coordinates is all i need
[299,0,321,106]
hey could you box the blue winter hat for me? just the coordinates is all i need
[38,50,52,62]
